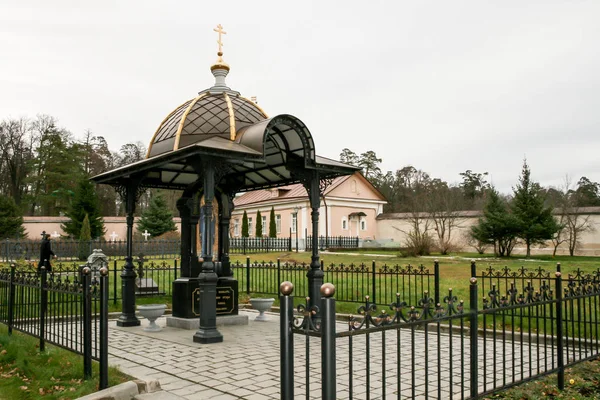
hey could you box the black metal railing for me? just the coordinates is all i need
[232,258,439,307]
[0,262,110,389]
[280,262,600,399]
[305,235,359,251]
[0,238,181,262]
[229,237,292,254]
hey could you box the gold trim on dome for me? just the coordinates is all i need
[239,96,269,118]
[223,93,236,141]
[146,99,194,158]
[173,93,208,151]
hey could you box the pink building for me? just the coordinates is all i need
[231,172,386,241]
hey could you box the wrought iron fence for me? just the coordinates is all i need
[229,237,292,254]
[0,238,181,262]
[280,262,600,399]
[0,262,110,389]
[305,235,359,251]
[232,258,439,307]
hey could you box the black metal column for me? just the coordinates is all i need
[176,197,192,278]
[280,281,294,399]
[307,172,324,313]
[117,181,140,327]
[190,196,201,277]
[218,194,234,277]
[99,266,109,390]
[321,283,337,399]
[193,161,223,343]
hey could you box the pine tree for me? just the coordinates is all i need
[255,210,263,237]
[470,188,520,257]
[241,211,249,237]
[137,192,177,237]
[511,160,560,257]
[269,207,277,238]
[62,178,105,239]
[78,213,92,260]
[0,195,25,239]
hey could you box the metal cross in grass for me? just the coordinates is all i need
[110,231,118,242]
[142,230,151,241]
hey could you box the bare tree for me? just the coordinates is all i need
[553,176,596,256]
[0,117,33,206]
[428,182,465,254]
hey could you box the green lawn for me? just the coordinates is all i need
[0,325,131,400]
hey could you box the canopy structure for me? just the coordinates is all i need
[92,26,357,343]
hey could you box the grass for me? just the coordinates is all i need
[484,357,600,399]
[3,251,599,331]
[0,325,131,400]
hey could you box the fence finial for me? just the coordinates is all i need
[280,281,294,295]
[321,283,335,298]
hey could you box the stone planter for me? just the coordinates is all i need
[137,304,167,332]
[249,298,275,321]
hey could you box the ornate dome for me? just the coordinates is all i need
[146,50,268,159]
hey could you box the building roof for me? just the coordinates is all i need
[233,172,386,207]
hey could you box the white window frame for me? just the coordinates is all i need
[248,217,253,236]
[342,217,348,230]
[291,213,297,233]
[262,216,267,236]
[360,217,367,231]
[276,214,281,234]
[233,219,240,237]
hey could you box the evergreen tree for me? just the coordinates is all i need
[136,192,177,237]
[0,195,25,239]
[255,210,263,237]
[511,160,560,257]
[268,207,277,238]
[78,213,92,260]
[470,188,520,257]
[62,178,105,239]
[241,211,249,237]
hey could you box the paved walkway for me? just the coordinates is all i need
[109,310,281,399]
[108,311,595,400]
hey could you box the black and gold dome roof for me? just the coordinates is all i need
[146,92,268,158]
[146,30,269,159]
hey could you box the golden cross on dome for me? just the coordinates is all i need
[214,24,227,54]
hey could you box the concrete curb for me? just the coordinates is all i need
[76,379,163,400]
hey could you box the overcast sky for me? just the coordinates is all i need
[1,1,599,193]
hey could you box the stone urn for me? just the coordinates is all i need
[249,298,275,321]
[137,304,167,332]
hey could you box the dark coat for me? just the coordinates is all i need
[38,238,55,271]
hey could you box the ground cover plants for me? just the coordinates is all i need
[0,325,130,400]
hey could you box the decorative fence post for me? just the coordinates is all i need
[174,259,178,281]
[8,263,15,335]
[279,281,294,399]
[469,277,478,399]
[321,283,336,399]
[246,257,250,294]
[470,260,477,278]
[371,260,377,304]
[113,260,118,305]
[99,266,109,390]
[39,265,47,352]
[434,259,440,306]
[82,266,92,380]
[555,271,564,390]
[277,259,281,293]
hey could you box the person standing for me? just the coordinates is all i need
[38,231,56,272]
